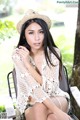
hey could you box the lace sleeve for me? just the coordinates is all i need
[22,73,49,103]
[12,51,49,103]
[42,51,60,96]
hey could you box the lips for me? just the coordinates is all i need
[34,43,40,45]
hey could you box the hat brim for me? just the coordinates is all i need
[17,13,51,33]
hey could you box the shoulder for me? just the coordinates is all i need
[54,47,61,57]
[50,47,61,57]
[49,47,61,64]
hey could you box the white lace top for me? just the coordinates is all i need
[12,48,70,114]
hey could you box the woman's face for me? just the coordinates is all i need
[25,22,44,52]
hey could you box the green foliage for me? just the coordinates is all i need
[0,20,17,41]
[0,0,8,4]
[55,34,74,77]
[13,103,16,109]
[0,105,6,112]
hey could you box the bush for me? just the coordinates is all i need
[0,105,6,112]
[0,20,17,42]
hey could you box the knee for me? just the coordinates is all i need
[47,114,57,120]
[32,103,48,119]
[33,102,47,112]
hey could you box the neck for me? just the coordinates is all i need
[30,48,44,57]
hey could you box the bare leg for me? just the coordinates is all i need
[47,113,58,120]
[47,96,69,120]
[25,97,69,120]
[25,102,48,120]
[50,96,69,112]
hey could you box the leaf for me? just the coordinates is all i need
[0,20,17,41]
[0,105,6,112]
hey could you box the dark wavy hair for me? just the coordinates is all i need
[17,18,62,79]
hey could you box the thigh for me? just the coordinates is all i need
[47,113,58,120]
[50,96,69,112]
[25,103,48,120]
[25,107,34,120]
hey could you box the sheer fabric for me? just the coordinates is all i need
[12,48,70,114]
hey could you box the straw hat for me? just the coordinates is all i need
[17,9,51,33]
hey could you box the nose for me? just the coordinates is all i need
[35,33,40,41]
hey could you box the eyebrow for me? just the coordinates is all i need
[28,29,43,31]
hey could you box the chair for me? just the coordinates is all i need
[7,65,79,120]
[7,68,17,99]
[59,66,79,120]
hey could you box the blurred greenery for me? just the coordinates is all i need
[0,0,10,4]
[55,35,74,76]
[0,20,16,42]
[51,25,75,77]
[0,20,18,95]
[0,105,6,112]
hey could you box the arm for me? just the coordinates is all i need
[15,46,42,85]
[25,61,42,85]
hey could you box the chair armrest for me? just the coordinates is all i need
[70,86,80,107]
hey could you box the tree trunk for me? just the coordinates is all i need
[70,0,80,119]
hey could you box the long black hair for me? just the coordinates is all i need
[17,18,62,79]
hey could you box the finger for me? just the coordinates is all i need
[19,46,27,50]
[19,46,30,52]
[12,48,19,56]
[17,49,25,57]
[16,47,24,53]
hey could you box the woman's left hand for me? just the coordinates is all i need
[16,46,30,65]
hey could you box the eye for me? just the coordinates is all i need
[29,32,33,34]
[39,30,44,33]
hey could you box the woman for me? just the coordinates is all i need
[12,9,72,120]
